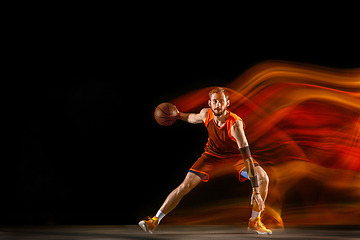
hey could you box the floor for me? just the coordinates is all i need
[0,225,359,239]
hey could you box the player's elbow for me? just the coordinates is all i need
[188,115,198,124]
[189,114,203,124]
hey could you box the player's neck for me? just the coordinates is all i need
[213,110,229,128]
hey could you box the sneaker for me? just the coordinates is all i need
[138,216,159,233]
[248,217,272,234]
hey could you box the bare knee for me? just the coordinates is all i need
[177,182,192,195]
[256,166,269,187]
[176,173,201,196]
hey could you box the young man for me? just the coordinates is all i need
[139,87,272,234]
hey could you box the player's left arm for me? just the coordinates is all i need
[231,120,265,211]
[175,107,208,124]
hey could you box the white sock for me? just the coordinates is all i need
[250,210,261,221]
[155,210,166,224]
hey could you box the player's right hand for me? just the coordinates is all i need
[174,105,180,117]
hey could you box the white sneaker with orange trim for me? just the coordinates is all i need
[248,217,272,234]
[138,216,159,233]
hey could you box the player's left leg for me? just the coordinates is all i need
[248,166,272,234]
[252,166,269,211]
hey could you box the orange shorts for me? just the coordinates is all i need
[189,152,259,182]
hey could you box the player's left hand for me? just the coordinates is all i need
[251,193,265,212]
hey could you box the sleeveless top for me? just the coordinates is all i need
[204,108,245,157]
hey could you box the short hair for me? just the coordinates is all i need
[208,87,229,100]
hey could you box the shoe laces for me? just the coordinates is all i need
[147,216,158,225]
[255,218,266,228]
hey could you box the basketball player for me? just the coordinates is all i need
[139,87,272,234]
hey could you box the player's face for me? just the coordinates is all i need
[208,93,230,116]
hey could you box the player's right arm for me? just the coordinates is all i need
[176,108,209,124]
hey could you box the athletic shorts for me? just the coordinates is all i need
[189,152,259,182]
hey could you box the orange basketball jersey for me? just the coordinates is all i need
[204,108,245,157]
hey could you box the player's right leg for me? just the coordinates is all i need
[159,171,202,215]
[138,172,202,233]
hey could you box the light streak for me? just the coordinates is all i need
[167,61,360,227]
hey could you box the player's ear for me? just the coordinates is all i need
[226,99,230,107]
[208,100,211,107]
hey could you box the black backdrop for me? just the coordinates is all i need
[9,3,359,224]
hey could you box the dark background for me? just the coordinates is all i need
[9,3,359,225]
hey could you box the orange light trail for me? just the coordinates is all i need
[167,61,360,227]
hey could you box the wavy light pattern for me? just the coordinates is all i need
[168,61,360,227]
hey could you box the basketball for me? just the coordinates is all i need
[154,102,178,126]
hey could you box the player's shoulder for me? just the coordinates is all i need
[228,110,241,120]
[200,108,210,115]
[200,108,210,122]
[229,111,245,130]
